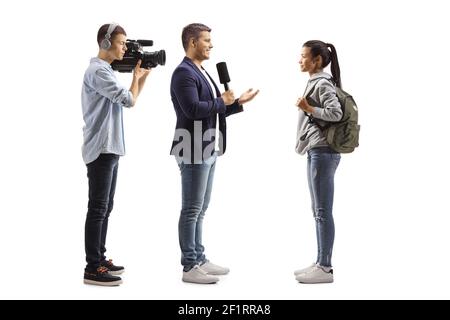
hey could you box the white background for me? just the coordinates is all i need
[0,0,449,299]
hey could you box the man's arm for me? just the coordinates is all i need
[224,88,259,117]
[172,67,228,120]
[225,99,243,117]
[129,60,151,106]
[94,68,133,107]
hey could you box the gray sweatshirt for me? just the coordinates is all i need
[295,72,343,155]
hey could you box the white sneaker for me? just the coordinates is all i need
[201,261,230,275]
[294,263,317,276]
[182,265,219,284]
[296,265,333,284]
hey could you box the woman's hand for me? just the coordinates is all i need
[296,97,314,114]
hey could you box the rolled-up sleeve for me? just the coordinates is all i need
[311,80,343,122]
[94,68,133,107]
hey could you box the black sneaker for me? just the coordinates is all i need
[84,266,123,286]
[100,259,125,275]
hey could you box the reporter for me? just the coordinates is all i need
[170,23,259,284]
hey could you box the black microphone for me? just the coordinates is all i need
[216,62,230,91]
[136,39,154,46]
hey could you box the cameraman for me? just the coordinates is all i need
[81,23,151,286]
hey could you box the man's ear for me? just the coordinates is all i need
[190,38,196,48]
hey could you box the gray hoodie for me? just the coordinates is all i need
[295,72,343,155]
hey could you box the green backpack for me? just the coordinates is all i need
[305,78,360,153]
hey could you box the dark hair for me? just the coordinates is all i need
[181,23,211,51]
[303,40,341,88]
[97,24,127,47]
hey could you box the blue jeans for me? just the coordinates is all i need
[177,154,217,271]
[307,147,341,267]
[85,153,119,271]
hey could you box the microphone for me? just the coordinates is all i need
[136,39,154,46]
[216,62,230,91]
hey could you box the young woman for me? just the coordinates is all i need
[294,40,343,284]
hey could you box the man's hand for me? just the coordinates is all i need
[133,60,151,81]
[129,60,151,106]
[296,97,314,114]
[221,90,235,105]
[238,88,259,105]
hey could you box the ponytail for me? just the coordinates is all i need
[327,43,341,88]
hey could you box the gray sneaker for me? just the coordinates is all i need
[182,265,219,284]
[296,265,334,284]
[201,261,230,275]
[294,263,317,276]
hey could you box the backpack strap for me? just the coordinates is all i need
[303,77,335,131]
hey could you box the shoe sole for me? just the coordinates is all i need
[182,278,219,284]
[205,271,229,276]
[297,279,334,284]
[84,279,123,286]
[108,270,125,276]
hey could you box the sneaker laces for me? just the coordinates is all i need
[96,266,109,274]
[193,265,208,275]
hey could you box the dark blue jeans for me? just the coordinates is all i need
[85,153,119,271]
[177,154,217,271]
[307,147,341,267]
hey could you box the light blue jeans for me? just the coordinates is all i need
[177,154,217,271]
[307,147,341,267]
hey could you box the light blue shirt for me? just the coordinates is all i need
[81,57,133,164]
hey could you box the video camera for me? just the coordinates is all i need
[111,39,166,72]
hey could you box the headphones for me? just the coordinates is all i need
[100,23,118,50]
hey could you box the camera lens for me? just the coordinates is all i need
[142,50,166,68]
[156,50,166,66]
